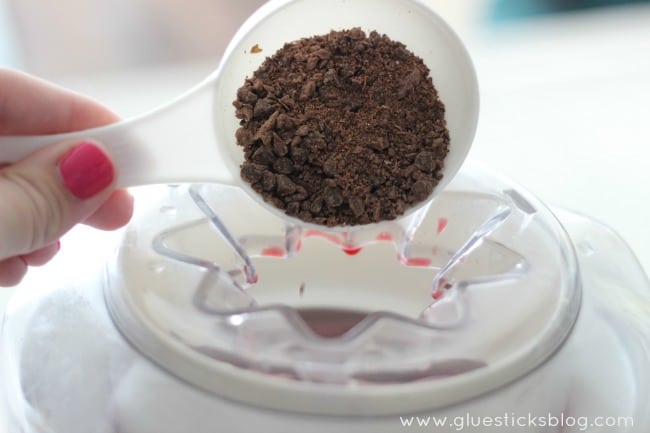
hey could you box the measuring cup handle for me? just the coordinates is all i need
[0,81,239,188]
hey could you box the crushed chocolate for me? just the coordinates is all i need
[234,28,449,227]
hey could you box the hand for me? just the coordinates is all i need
[0,69,134,286]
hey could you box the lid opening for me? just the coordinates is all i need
[105,163,581,414]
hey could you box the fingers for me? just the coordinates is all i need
[0,68,119,135]
[0,242,60,287]
[84,189,134,230]
[0,69,135,285]
[0,140,117,260]
[0,257,28,287]
[22,241,61,266]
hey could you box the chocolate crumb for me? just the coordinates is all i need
[234,28,449,227]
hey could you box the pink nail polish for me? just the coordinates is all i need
[60,142,114,199]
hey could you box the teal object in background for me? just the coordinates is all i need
[491,0,650,20]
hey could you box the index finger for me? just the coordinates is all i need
[0,68,119,135]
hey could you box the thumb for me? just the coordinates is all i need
[0,140,116,260]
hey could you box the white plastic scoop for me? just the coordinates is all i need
[0,0,479,229]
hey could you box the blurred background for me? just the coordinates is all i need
[2,0,648,78]
[0,0,649,305]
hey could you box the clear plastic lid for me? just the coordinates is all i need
[105,162,580,415]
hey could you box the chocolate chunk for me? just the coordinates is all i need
[324,186,344,208]
[253,98,276,119]
[236,87,258,105]
[397,68,422,99]
[411,180,433,201]
[251,146,275,165]
[323,68,338,85]
[322,156,339,176]
[348,196,365,217]
[415,151,435,172]
[261,171,277,191]
[290,147,309,166]
[273,157,294,174]
[276,175,298,196]
[368,137,389,151]
[310,197,324,214]
[233,28,449,227]
[299,80,317,101]
[272,133,289,156]
[241,163,265,183]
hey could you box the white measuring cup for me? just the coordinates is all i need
[0,0,479,230]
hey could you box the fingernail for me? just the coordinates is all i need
[60,142,114,199]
